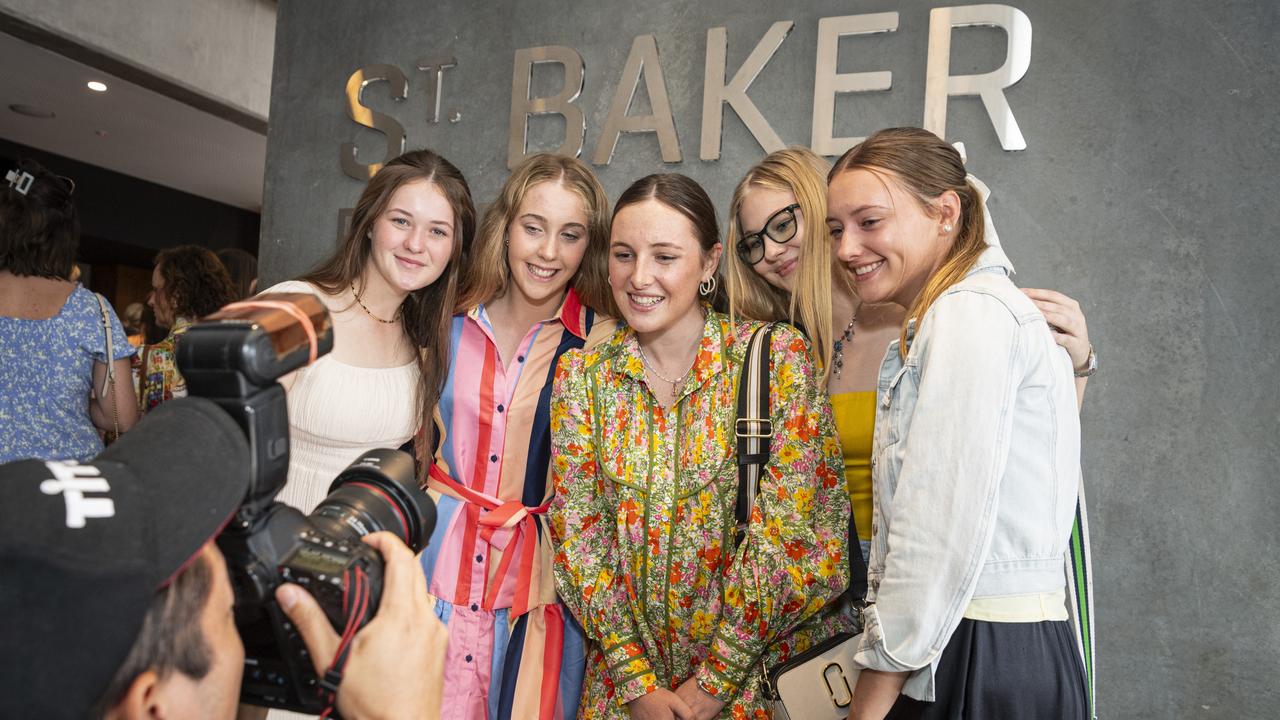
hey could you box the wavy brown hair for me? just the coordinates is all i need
[457,153,615,317]
[829,128,986,358]
[299,149,474,477]
[155,246,238,319]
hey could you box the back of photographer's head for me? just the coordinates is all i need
[0,398,251,719]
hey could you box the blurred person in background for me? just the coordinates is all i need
[133,245,237,414]
[123,301,145,346]
[1,159,138,462]
[218,247,259,299]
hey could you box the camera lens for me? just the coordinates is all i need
[309,448,436,551]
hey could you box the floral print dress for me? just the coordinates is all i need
[132,318,191,414]
[550,311,851,718]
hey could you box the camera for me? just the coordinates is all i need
[177,293,436,712]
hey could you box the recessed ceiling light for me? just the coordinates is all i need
[87,81,108,92]
[9,103,56,119]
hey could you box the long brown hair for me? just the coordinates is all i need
[457,153,615,317]
[300,149,475,475]
[725,147,844,380]
[829,127,987,358]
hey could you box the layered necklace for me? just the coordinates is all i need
[831,310,858,377]
[638,342,697,401]
[350,281,401,325]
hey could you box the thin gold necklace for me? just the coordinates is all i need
[350,282,400,324]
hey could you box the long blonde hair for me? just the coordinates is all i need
[457,153,616,317]
[829,128,987,358]
[725,147,843,379]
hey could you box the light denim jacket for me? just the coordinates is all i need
[853,245,1081,701]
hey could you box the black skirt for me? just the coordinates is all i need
[886,619,1088,720]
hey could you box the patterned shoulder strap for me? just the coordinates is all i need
[1066,472,1098,719]
[733,324,774,549]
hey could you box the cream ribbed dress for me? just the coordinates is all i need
[261,281,419,514]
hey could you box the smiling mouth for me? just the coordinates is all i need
[776,258,798,277]
[527,263,560,280]
[396,256,425,268]
[853,260,884,278]
[628,293,664,308]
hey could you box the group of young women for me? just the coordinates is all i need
[263,127,1093,720]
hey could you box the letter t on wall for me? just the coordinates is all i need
[508,46,587,169]
[924,4,1033,151]
[810,13,899,157]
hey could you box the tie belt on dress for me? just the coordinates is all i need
[428,463,550,616]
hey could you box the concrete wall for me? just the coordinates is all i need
[260,1,1280,717]
[0,0,274,124]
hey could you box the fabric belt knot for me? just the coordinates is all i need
[428,463,548,616]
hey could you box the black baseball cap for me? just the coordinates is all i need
[0,397,251,718]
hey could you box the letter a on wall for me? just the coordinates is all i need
[593,35,682,165]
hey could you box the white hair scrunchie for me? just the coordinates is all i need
[964,172,1001,249]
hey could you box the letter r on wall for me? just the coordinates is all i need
[508,46,587,169]
[924,4,1033,151]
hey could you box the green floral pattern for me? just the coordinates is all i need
[550,311,851,718]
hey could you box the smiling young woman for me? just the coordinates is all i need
[419,153,616,719]
[549,173,852,719]
[826,128,1088,720]
[259,148,475,514]
[723,148,1096,571]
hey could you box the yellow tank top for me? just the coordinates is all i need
[830,392,876,541]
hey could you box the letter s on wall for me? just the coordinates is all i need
[341,65,409,180]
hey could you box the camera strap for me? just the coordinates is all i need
[317,564,374,719]
[221,299,321,364]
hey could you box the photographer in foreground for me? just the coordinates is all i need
[0,399,447,719]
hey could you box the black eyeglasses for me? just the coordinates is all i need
[736,203,801,265]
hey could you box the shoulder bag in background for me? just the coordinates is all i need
[94,293,122,444]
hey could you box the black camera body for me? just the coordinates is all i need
[177,294,435,712]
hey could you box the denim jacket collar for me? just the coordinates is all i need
[971,243,1015,278]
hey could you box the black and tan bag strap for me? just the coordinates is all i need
[1066,472,1098,719]
[734,324,774,549]
[733,323,868,605]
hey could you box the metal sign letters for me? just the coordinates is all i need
[340,4,1034,179]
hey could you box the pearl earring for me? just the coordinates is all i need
[943,224,953,232]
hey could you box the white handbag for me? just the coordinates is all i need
[765,632,862,720]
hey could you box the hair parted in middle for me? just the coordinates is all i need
[611,172,725,308]
[724,146,845,380]
[300,148,476,478]
[458,152,616,317]
[829,127,987,359]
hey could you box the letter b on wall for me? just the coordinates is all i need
[508,46,587,169]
